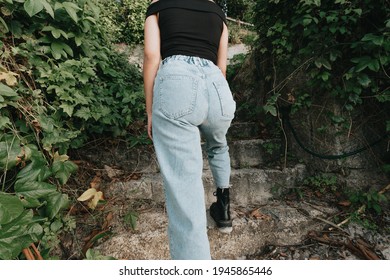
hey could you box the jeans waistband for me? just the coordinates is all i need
[162,55,214,67]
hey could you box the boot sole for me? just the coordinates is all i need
[209,211,233,234]
[218,226,233,234]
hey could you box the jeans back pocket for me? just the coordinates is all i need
[157,75,199,120]
[212,80,236,119]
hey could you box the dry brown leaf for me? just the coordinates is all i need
[77,188,97,202]
[0,70,18,86]
[125,172,142,181]
[77,188,104,210]
[90,175,102,189]
[338,200,351,207]
[102,212,113,230]
[314,190,322,197]
[104,165,124,179]
[88,191,103,209]
[250,209,272,221]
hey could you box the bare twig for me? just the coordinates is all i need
[314,216,350,235]
[31,243,43,260]
[226,17,254,27]
[22,244,43,260]
[337,205,365,228]
[22,248,34,260]
[378,183,390,195]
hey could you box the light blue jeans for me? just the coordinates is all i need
[152,55,236,260]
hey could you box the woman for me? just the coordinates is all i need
[143,0,235,260]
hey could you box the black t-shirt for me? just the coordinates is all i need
[146,0,226,64]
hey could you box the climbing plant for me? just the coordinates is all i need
[254,0,389,132]
[0,0,143,259]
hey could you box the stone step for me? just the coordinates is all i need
[227,138,281,169]
[227,122,262,140]
[94,200,337,259]
[74,122,276,172]
[77,137,283,174]
[105,164,307,206]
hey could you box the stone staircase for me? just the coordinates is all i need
[77,121,338,259]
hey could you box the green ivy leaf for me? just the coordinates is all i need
[59,103,75,116]
[74,35,83,46]
[52,29,61,39]
[0,83,18,98]
[51,41,64,59]
[15,181,57,199]
[15,156,51,185]
[263,104,277,116]
[19,195,43,208]
[24,0,44,17]
[351,56,380,72]
[362,33,384,46]
[85,249,117,260]
[45,192,69,219]
[124,211,139,230]
[353,8,362,16]
[0,137,22,171]
[52,160,78,185]
[314,58,332,70]
[41,0,54,19]
[320,71,330,81]
[74,107,92,120]
[0,209,43,260]
[0,116,11,129]
[63,43,73,57]
[357,74,371,87]
[0,16,9,33]
[0,192,24,225]
[63,2,81,23]
[50,41,73,59]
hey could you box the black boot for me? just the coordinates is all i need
[210,188,232,233]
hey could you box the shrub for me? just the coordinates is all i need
[254,0,390,119]
[0,0,143,259]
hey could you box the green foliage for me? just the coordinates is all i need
[303,173,338,193]
[0,135,72,259]
[0,0,144,259]
[225,0,255,23]
[117,0,149,45]
[254,0,390,126]
[96,0,149,45]
[261,141,281,156]
[226,53,246,82]
[40,215,76,257]
[349,211,379,232]
[348,189,388,214]
[123,210,138,230]
[0,192,43,259]
[84,249,116,260]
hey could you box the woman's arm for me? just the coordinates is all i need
[216,22,229,77]
[143,12,161,139]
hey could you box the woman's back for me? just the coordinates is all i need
[146,0,226,64]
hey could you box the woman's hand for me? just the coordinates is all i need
[147,114,153,140]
